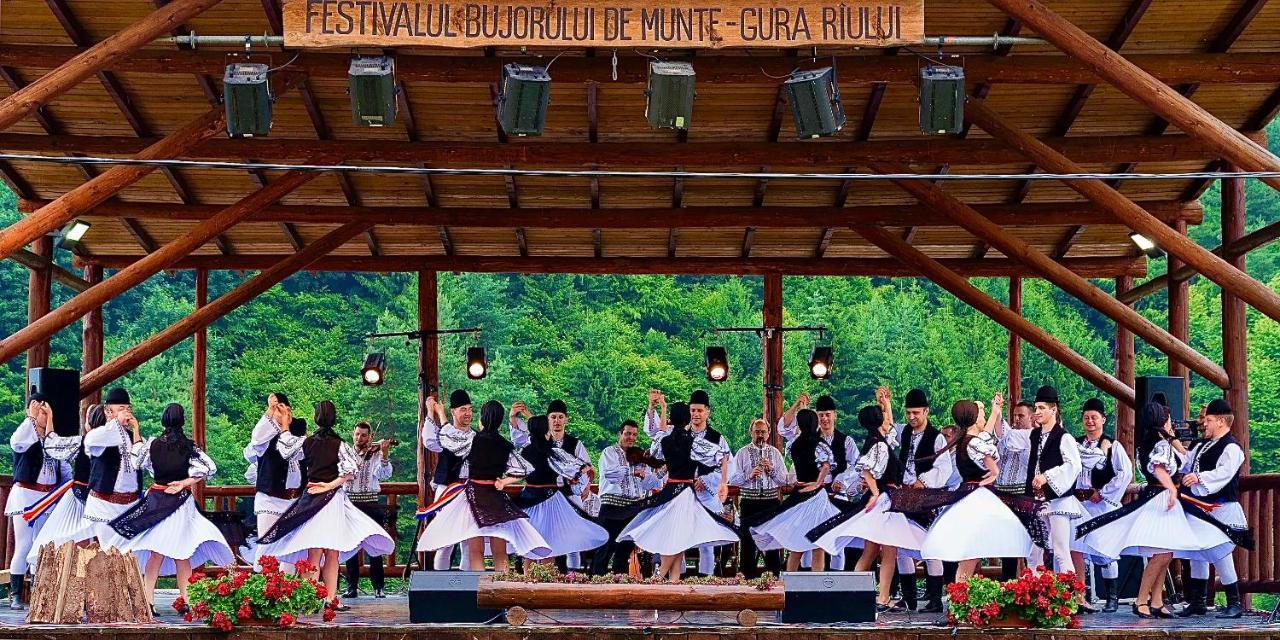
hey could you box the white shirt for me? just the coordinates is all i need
[775,416,860,486]
[729,442,787,491]
[597,444,663,500]
[421,413,475,481]
[9,418,78,485]
[346,447,393,495]
[242,413,304,490]
[893,423,954,488]
[651,424,730,511]
[995,421,1031,491]
[1077,437,1133,508]
[276,432,360,478]
[134,438,218,481]
[1180,435,1248,528]
[84,419,146,493]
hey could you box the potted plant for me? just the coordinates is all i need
[946,567,1084,629]
[180,556,336,630]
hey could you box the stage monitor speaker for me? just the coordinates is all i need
[408,570,502,623]
[1135,375,1186,424]
[28,367,80,437]
[781,571,876,623]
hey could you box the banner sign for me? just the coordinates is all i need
[283,0,924,48]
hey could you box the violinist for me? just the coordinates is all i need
[590,419,663,576]
[730,418,786,578]
[342,421,394,599]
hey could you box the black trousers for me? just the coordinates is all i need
[1001,557,1021,580]
[590,502,638,576]
[345,500,387,592]
[738,497,783,579]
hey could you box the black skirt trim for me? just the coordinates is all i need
[258,488,338,544]
[108,488,190,539]
[616,483,738,534]
[467,481,529,528]
[741,486,822,529]
[804,491,871,543]
[1076,486,1254,550]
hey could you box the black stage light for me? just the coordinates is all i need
[497,63,551,137]
[645,60,695,130]
[704,346,729,382]
[808,345,833,380]
[784,67,845,139]
[349,56,398,127]
[361,352,387,386]
[466,346,488,380]
[919,64,965,135]
[223,62,273,138]
[1129,232,1165,258]
[55,219,91,251]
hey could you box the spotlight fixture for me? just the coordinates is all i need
[497,63,552,137]
[919,64,965,135]
[808,345,833,380]
[55,219,91,251]
[1129,232,1165,258]
[466,346,488,380]
[783,67,845,139]
[361,352,387,386]
[223,62,273,138]
[349,56,398,127]
[645,60,695,130]
[704,346,729,382]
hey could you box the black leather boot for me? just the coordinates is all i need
[8,575,25,610]
[900,571,919,611]
[343,557,360,599]
[1102,577,1120,613]
[1216,582,1243,619]
[1177,578,1207,617]
[919,575,944,613]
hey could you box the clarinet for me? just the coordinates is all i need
[751,437,767,491]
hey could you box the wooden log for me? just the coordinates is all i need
[80,265,103,411]
[5,45,1280,86]
[79,221,369,396]
[857,225,1136,407]
[0,0,225,132]
[0,169,323,366]
[1008,277,1022,403]
[8,248,90,293]
[26,236,52,375]
[79,254,1149,278]
[1167,219,1191,416]
[966,99,1280,326]
[30,199,1205,228]
[986,0,1280,195]
[1118,217,1280,303]
[869,160,1229,389]
[418,269,439,507]
[475,579,785,611]
[1222,170,1249,474]
[1115,276,1136,460]
[762,274,784,450]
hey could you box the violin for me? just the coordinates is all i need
[625,446,665,469]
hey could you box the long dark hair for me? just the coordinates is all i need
[794,408,820,452]
[313,400,338,439]
[526,414,551,453]
[85,404,106,432]
[858,405,887,448]
[1137,401,1171,473]
[479,400,505,436]
[158,403,196,458]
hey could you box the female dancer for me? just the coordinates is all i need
[23,405,104,571]
[1076,403,1234,618]
[417,400,552,570]
[257,401,395,606]
[106,404,234,609]
[748,409,841,572]
[809,404,925,610]
[918,396,1034,581]
[618,402,738,582]
[514,414,608,570]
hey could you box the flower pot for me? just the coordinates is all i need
[986,612,1032,628]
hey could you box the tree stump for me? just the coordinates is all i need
[27,542,152,624]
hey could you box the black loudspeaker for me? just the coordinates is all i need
[1135,375,1186,423]
[408,570,501,623]
[28,367,80,437]
[780,571,876,623]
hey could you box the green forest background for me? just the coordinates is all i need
[2,122,1279,559]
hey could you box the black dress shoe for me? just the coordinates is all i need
[1152,605,1173,618]
[342,589,358,599]
[1135,604,1154,619]
[1103,595,1119,613]
[876,602,893,613]
[1077,602,1098,615]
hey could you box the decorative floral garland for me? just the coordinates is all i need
[946,567,1085,629]
[493,564,779,591]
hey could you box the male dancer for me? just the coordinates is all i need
[591,419,663,575]
[511,398,593,571]
[244,393,303,571]
[6,395,76,608]
[995,400,1035,579]
[422,389,476,570]
[1072,398,1132,613]
[778,393,859,569]
[1022,385,1085,576]
[889,388,952,613]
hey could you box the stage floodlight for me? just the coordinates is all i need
[808,345,833,380]
[645,60,695,130]
[497,63,551,137]
[55,219,91,251]
[349,56,398,127]
[361,352,386,386]
[704,346,729,382]
[466,346,488,380]
[919,64,965,135]
[1129,232,1165,258]
[223,62,273,138]
[784,67,845,139]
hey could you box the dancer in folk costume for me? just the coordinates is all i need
[1069,398,1133,613]
[514,414,609,568]
[417,400,552,569]
[887,388,953,613]
[1008,385,1087,575]
[510,399,595,571]
[107,404,234,610]
[25,405,107,573]
[777,393,860,570]
[83,388,145,547]
[591,419,664,576]
[244,393,305,570]
[421,389,481,570]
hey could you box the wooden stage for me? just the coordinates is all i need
[0,590,1276,638]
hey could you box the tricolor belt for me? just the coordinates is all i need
[738,487,781,500]
[262,488,301,500]
[15,481,57,492]
[348,491,379,503]
[600,494,642,507]
[90,489,139,505]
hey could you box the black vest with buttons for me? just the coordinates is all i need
[1025,426,1068,499]
[255,432,290,494]
[1192,434,1242,503]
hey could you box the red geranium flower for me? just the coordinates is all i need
[294,559,316,574]
[193,602,210,618]
[279,612,295,627]
[1067,616,1081,629]
[315,584,328,599]
[212,611,232,632]
[260,555,280,574]
[215,581,232,596]
[183,612,194,623]
[188,571,206,584]
[171,596,186,612]
[237,604,253,620]
[323,607,337,622]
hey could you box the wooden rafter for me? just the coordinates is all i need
[120,218,157,254]
[9,248,90,292]
[742,227,756,258]
[1120,216,1280,304]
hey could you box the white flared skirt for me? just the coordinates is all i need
[812,493,926,559]
[1070,498,1118,563]
[5,485,50,517]
[107,497,236,575]
[26,493,92,569]
[83,496,138,548]
[921,488,1033,562]
[619,488,738,556]
[521,492,609,560]
[750,491,843,553]
[256,488,396,564]
[1078,490,1234,563]
[417,491,552,559]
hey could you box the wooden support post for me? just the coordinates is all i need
[80,265,102,413]
[763,274,784,449]
[418,269,439,506]
[1167,220,1191,418]
[25,236,52,401]
[78,222,366,396]
[869,159,1228,388]
[0,0,225,132]
[1222,170,1249,472]
[1008,277,1022,403]
[857,226,1135,407]
[985,0,1280,194]
[1116,276,1136,458]
[966,99,1280,327]
[1,169,325,367]
[192,268,207,506]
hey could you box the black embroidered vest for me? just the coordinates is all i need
[897,424,941,475]
[1025,426,1068,499]
[1192,434,1242,503]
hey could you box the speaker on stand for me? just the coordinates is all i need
[28,367,80,437]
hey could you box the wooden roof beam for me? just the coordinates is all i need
[80,220,371,397]
[966,96,1280,325]
[1120,216,1280,304]
[81,254,1148,278]
[9,248,90,293]
[870,158,1228,388]
[279,222,304,251]
[856,224,1135,407]
[120,217,156,253]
